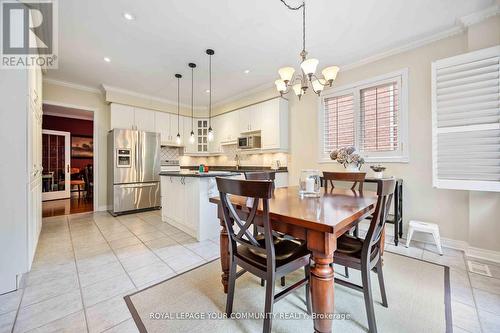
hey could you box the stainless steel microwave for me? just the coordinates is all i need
[238,135,261,149]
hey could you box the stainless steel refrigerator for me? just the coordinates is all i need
[108,129,161,215]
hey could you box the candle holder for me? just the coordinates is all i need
[299,169,321,197]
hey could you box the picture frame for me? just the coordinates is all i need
[71,135,93,159]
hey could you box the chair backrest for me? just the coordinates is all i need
[322,171,366,192]
[244,171,276,190]
[362,178,396,262]
[216,177,275,268]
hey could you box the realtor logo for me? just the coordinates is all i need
[1,0,58,68]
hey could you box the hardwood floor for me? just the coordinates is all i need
[42,193,93,217]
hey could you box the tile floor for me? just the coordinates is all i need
[0,213,499,332]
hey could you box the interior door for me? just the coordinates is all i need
[42,130,71,201]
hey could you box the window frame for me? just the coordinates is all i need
[318,68,409,163]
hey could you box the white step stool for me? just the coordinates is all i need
[406,220,443,255]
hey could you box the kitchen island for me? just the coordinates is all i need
[159,171,241,241]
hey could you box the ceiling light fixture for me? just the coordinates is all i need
[189,63,196,144]
[103,57,111,62]
[175,73,182,146]
[274,1,339,99]
[205,89,210,93]
[123,12,135,20]
[206,49,215,142]
[244,69,250,74]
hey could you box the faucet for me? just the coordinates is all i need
[234,154,240,170]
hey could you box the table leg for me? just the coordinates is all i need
[399,183,404,239]
[310,252,335,333]
[219,218,229,294]
[393,183,399,246]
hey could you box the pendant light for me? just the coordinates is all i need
[206,49,214,142]
[175,73,182,145]
[188,63,196,144]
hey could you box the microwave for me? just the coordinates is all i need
[238,135,261,149]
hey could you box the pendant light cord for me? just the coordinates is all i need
[209,53,212,127]
[191,67,194,131]
[280,0,306,53]
[177,77,180,131]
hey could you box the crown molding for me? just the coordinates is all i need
[212,81,278,109]
[43,110,94,121]
[458,4,500,28]
[101,84,207,111]
[43,78,102,94]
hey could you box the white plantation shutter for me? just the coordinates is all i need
[360,82,399,152]
[322,94,354,156]
[432,46,500,192]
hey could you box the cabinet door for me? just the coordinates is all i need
[261,99,280,149]
[170,114,180,139]
[183,177,198,232]
[238,107,250,133]
[209,116,221,153]
[110,104,135,130]
[249,103,262,131]
[134,107,155,132]
[226,111,239,141]
[155,111,171,143]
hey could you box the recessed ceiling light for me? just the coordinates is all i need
[244,69,250,74]
[103,57,111,63]
[205,89,210,93]
[123,12,135,20]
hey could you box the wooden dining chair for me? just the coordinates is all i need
[334,178,395,333]
[244,171,285,287]
[322,171,366,192]
[216,177,311,333]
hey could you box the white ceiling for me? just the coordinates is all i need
[45,0,494,106]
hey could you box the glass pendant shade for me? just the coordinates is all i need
[322,66,339,82]
[312,79,326,93]
[189,131,195,144]
[208,127,214,142]
[278,67,295,82]
[292,83,303,96]
[300,58,319,75]
[275,79,287,93]
[176,133,181,145]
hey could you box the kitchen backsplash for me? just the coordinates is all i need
[160,146,180,161]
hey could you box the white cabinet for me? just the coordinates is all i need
[134,107,155,132]
[154,111,172,143]
[110,104,135,130]
[261,98,289,150]
[209,116,222,154]
[217,111,239,143]
[239,104,262,133]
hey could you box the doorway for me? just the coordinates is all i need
[41,104,95,217]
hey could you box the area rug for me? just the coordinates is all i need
[125,252,451,333]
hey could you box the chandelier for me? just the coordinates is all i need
[274,0,339,99]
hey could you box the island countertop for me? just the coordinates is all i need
[159,170,241,178]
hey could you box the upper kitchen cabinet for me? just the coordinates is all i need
[110,103,155,132]
[134,107,156,132]
[261,98,289,150]
[218,110,239,143]
[239,103,262,133]
[110,103,135,130]
[154,111,172,143]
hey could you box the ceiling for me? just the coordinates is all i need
[45,0,494,106]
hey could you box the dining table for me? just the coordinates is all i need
[209,186,379,333]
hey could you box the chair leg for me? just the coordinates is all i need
[260,279,264,287]
[344,266,349,278]
[304,265,311,315]
[263,275,275,333]
[353,225,359,238]
[280,276,285,287]
[376,261,388,308]
[361,264,378,333]
[225,260,237,315]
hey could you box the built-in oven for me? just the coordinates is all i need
[238,135,261,149]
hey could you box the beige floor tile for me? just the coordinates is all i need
[76,252,119,272]
[163,253,205,273]
[154,244,194,260]
[14,290,83,333]
[78,260,126,288]
[25,310,87,333]
[85,294,132,333]
[127,223,158,236]
[81,273,135,307]
[450,268,475,306]
[73,243,112,260]
[451,301,481,333]
[0,311,16,333]
[470,273,500,295]
[114,244,152,260]
[478,309,500,333]
[21,273,79,307]
[422,249,467,271]
[102,318,138,333]
[143,236,177,250]
[135,231,163,242]
[127,261,175,287]
[473,288,500,314]
[109,236,142,250]
[0,289,23,315]
[101,230,134,242]
[184,241,220,260]
[119,252,162,272]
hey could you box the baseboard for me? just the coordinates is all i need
[466,246,500,264]
[96,205,109,212]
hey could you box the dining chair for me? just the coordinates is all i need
[216,177,311,333]
[334,178,395,333]
[244,171,286,287]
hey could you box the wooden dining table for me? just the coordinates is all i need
[209,186,378,333]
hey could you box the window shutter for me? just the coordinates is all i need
[432,46,500,192]
[360,82,399,152]
[323,94,354,156]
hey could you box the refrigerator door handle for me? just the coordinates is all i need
[118,183,158,189]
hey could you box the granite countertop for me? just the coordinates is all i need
[180,166,288,173]
[159,170,241,178]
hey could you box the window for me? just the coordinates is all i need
[432,46,500,192]
[319,69,408,162]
